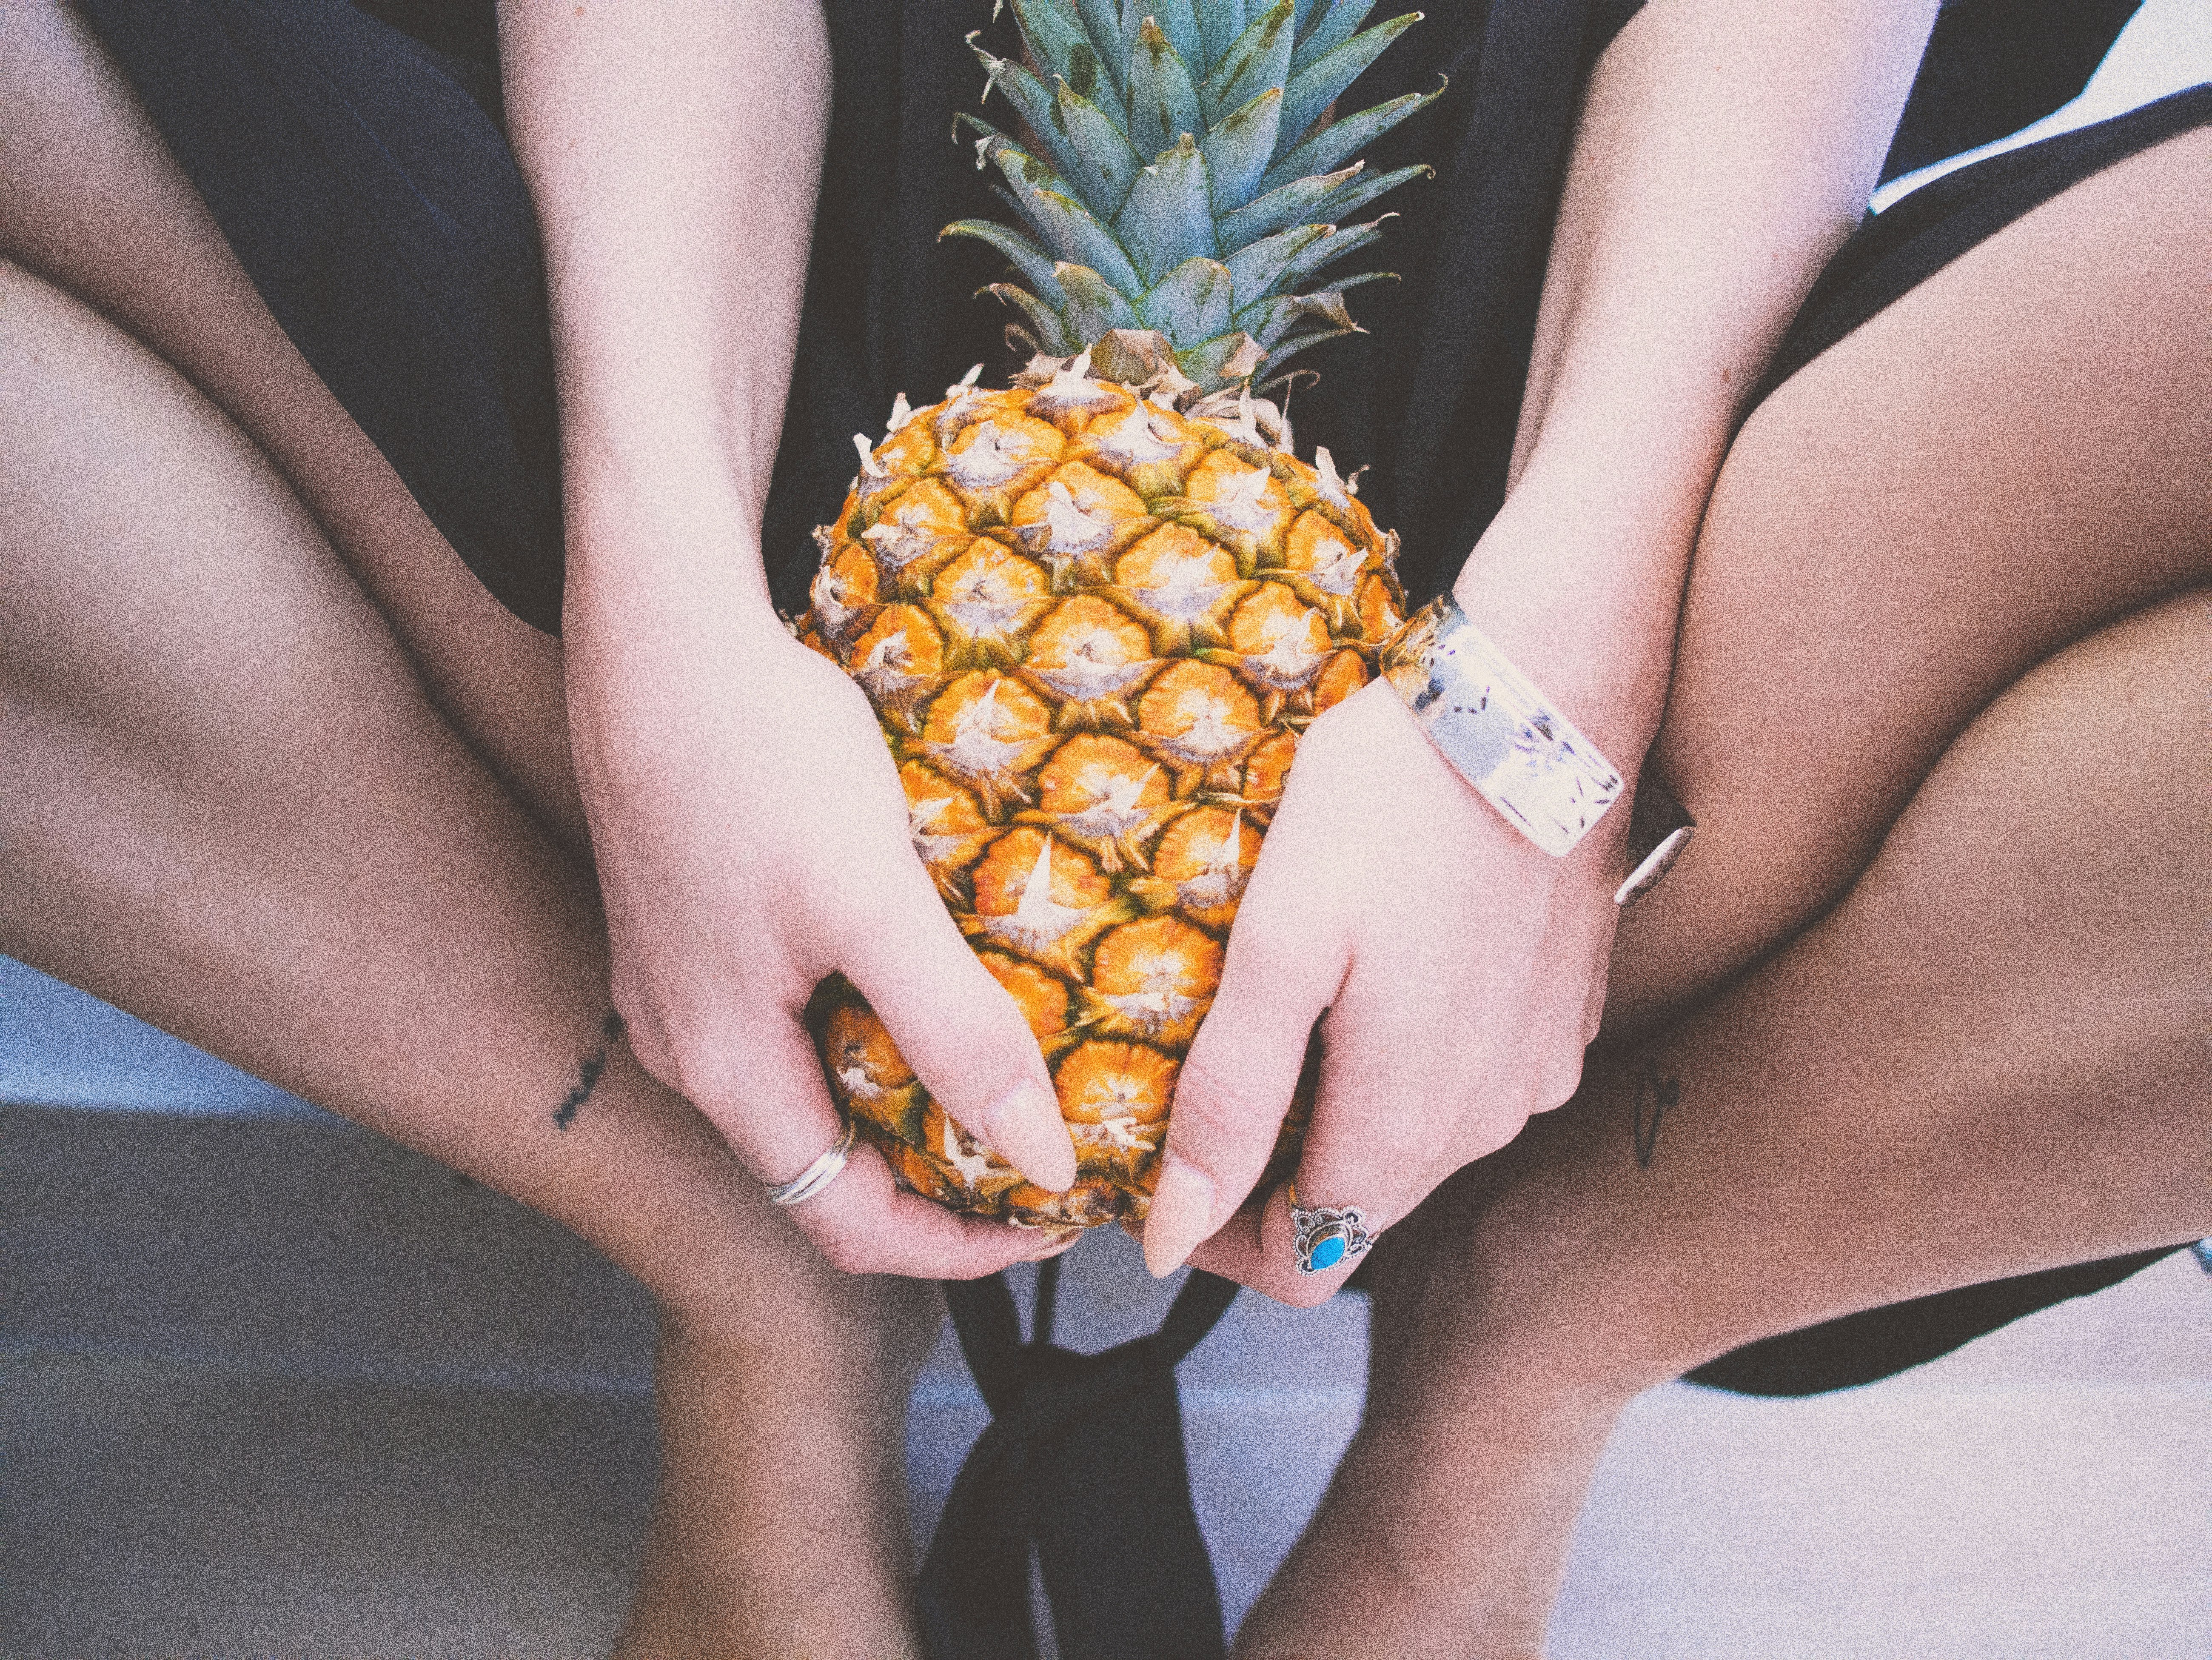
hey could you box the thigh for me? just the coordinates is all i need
[1607,121,2212,1033]
[0,253,906,1335]
[0,254,579,1078]
[0,0,585,851]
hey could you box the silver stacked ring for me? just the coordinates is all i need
[766,1118,858,1208]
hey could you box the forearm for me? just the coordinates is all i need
[1459,0,1936,763]
[498,0,831,625]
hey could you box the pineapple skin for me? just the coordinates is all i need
[800,359,1404,1229]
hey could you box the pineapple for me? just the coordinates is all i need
[801,0,1432,1228]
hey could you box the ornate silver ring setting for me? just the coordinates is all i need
[1286,1179,1375,1275]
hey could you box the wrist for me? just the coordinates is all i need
[561,450,783,635]
[1380,595,1699,901]
[1446,503,1685,769]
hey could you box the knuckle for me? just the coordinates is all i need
[660,1037,747,1110]
[810,1225,880,1276]
[1169,1047,1279,1154]
[1273,1273,1339,1310]
[1459,1106,1528,1163]
[1533,1047,1586,1114]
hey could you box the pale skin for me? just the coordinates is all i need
[2,4,2205,1659]
[1144,0,1950,1291]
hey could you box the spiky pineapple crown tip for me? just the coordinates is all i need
[945,0,1437,403]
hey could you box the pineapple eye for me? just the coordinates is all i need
[976,950,1072,1041]
[1140,662,1261,744]
[1313,650,1371,714]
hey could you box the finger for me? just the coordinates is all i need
[838,860,1079,1193]
[1200,965,1469,1303]
[1581,901,1619,1050]
[710,1010,1080,1278]
[1180,1176,1368,1308]
[1142,902,1340,1278]
[1181,1182,1271,1290]
[785,1140,1085,1278]
[683,993,864,1189]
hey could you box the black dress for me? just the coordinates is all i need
[74,0,2200,628]
[68,2,2208,1653]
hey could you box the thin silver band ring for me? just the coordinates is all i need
[767,1118,858,1208]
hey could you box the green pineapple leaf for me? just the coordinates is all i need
[1058,262,1144,339]
[949,0,1431,393]
[1260,80,1440,194]
[1317,161,1432,223]
[1277,13,1423,163]
[1292,0,1377,77]
[1277,217,1390,290]
[1223,223,1329,302]
[1200,88,1284,212]
[976,131,1148,294]
[1140,256,1237,341]
[989,282,1079,355]
[941,219,1071,307]
[1197,0,1249,70]
[1010,0,1114,104]
[1144,0,1206,72]
[1127,18,1205,163]
[1056,80,1145,216]
[1114,134,1215,283]
[1201,2,1296,125]
[1217,163,1360,245]
[970,44,1086,185]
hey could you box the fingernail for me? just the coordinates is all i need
[982,1078,1078,1193]
[1143,1153,1217,1279]
[1026,1224,1084,1258]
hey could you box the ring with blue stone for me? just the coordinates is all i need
[1286,1178,1374,1276]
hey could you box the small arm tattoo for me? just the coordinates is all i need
[1630,1056,1679,1171]
[554,1011,628,1132]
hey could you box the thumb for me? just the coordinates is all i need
[1143,913,1337,1276]
[838,864,1079,1194]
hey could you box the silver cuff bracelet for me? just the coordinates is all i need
[1380,594,1695,905]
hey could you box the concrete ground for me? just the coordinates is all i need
[5,1098,2208,1659]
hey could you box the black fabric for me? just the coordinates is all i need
[1286,0,1643,602]
[1758,83,2212,404]
[1881,0,2143,182]
[77,0,561,630]
[922,1262,1241,1660]
[1688,1246,2188,1397]
[82,0,2153,626]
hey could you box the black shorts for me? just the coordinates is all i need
[73,0,2206,1392]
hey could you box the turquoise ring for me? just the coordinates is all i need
[1286,1179,1374,1276]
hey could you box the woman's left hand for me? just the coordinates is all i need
[1137,665,1633,1304]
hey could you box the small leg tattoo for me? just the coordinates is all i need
[1630,1056,1680,1170]
[554,1010,628,1132]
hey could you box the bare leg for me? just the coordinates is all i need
[0,10,1021,1650]
[1237,123,2212,1658]
[1610,122,2212,1033]
[1239,594,2210,1657]
[0,257,943,1656]
[0,0,584,849]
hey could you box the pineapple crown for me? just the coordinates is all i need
[946,0,1436,399]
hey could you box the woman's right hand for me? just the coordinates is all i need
[564,566,1079,1279]
[502,0,1071,1275]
